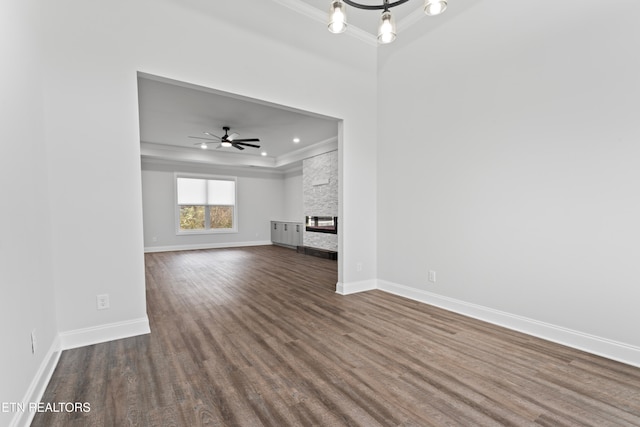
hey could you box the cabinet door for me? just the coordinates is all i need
[272,222,302,247]
[271,221,283,244]
[294,223,302,246]
[283,222,294,246]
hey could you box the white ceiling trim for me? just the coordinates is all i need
[272,0,377,46]
[141,157,288,176]
[140,142,277,168]
[140,136,337,171]
[397,7,426,32]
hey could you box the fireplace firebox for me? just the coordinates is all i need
[305,216,338,234]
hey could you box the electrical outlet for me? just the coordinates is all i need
[428,270,437,283]
[31,329,37,355]
[356,262,363,272]
[96,294,110,310]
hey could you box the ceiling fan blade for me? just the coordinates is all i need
[232,138,260,143]
[203,131,222,139]
[189,136,217,141]
[227,132,240,141]
[235,142,261,148]
[232,143,245,150]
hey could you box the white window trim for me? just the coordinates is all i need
[174,172,238,235]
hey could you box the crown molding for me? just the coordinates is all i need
[140,141,277,168]
[272,0,377,46]
[140,136,337,172]
[397,6,425,32]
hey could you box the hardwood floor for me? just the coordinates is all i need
[33,246,640,426]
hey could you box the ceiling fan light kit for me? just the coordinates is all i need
[328,0,447,44]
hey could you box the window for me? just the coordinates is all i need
[176,175,237,233]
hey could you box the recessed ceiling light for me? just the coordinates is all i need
[200,142,208,149]
[261,151,267,156]
[293,138,300,143]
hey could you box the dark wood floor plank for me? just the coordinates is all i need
[32,245,640,426]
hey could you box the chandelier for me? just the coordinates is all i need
[328,0,447,44]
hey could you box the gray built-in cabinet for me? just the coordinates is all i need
[271,221,303,249]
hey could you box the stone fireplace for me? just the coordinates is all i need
[303,151,338,252]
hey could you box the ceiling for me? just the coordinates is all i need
[301,0,423,32]
[138,74,339,171]
[137,1,435,172]
[279,0,428,42]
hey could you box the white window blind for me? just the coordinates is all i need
[177,178,235,205]
[207,180,235,205]
[177,178,207,205]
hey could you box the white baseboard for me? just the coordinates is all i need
[377,280,640,368]
[10,317,150,427]
[335,279,377,295]
[144,240,272,253]
[59,317,150,350]
[10,336,62,427]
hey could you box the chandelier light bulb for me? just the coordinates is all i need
[424,0,447,16]
[377,10,396,44]
[328,1,347,34]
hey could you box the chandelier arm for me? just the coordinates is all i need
[342,0,412,11]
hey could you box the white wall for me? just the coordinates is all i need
[377,0,640,364]
[38,0,377,338]
[0,0,59,425]
[141,161,286,251]
[0,0,376,412]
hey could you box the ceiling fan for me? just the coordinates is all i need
[189,126,261,151]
